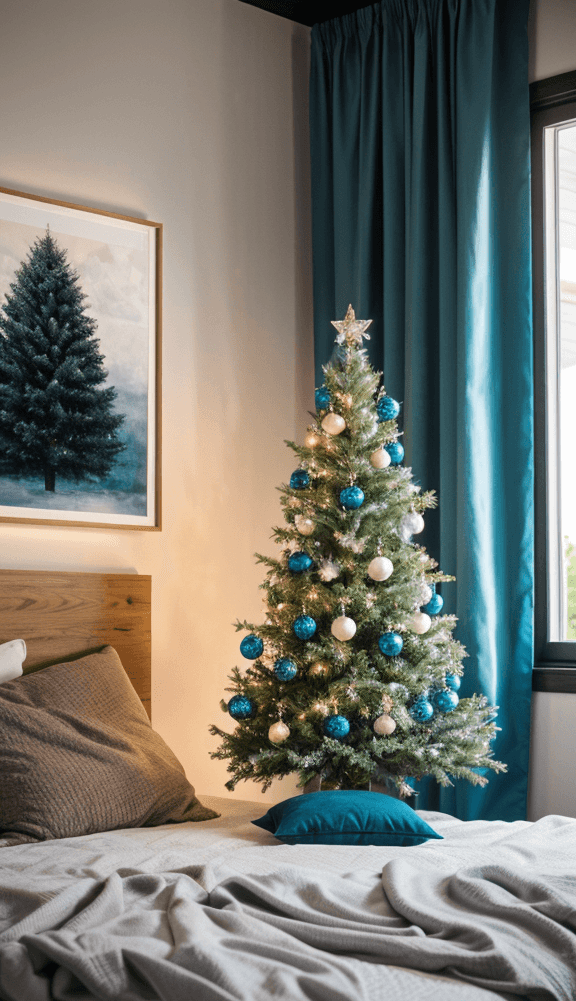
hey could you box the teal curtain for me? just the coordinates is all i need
[310,0,533,821]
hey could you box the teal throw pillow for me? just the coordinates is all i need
[252,789,442,846]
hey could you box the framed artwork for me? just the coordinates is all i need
[0,187,161,529]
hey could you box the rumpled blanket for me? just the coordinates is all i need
[0,849,574,1001]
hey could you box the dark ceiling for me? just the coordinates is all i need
[237,1,373,27]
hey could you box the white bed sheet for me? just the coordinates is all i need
[0,795,543,1000]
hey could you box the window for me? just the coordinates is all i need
[532,70,576,693]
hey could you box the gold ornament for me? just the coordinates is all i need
[373,713,396,736]
[268,721,290,743]
[309,661,330,678]
[331,304,372,347]
[304,431,320,448]
[321,412,346,435]
[295,515,315,536]
[369,447,391,469]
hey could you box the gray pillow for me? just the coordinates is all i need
[0,646,218,845]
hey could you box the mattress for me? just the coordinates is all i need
[2,796,574,1000]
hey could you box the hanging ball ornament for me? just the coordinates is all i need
[331,615,357,641]
[323,714,350,740]
[445,673,461,691]
[304,431,320,448]
[399,513,425,544]
[228,695,256,720]
[273,658,298,681]
[309,661,330,678]
[340,485,365,510]
[409,697,435,723]
[369,447,391,469]
[321,412,346,436]
[288,551,314,573]
[423,591,444,616]
[378,631,404,656]
[384,442,404,465]
[290,469,310,490]
[268,721,290,743]
[295,515,315,536]
[373,713,397,736]
[376,396,401,422]
[431,688,459,713]
[409,611,431,635]
[315,386,331,411]
[367,556,393,581]
[240,634,264,659]
[293,615,317,640]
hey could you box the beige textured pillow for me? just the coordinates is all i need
[0,646,218,845]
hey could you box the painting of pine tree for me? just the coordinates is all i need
[0,230,126,492]
[0,187,160,528]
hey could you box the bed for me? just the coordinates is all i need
[1,570,574,1001]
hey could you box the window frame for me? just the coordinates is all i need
[532,70,576,694]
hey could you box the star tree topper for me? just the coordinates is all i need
[331,304,372,347]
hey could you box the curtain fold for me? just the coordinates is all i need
[310,0,533,821]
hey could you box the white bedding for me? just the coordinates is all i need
[2,795,573,1000]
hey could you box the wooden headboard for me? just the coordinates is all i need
[0,569,151,717]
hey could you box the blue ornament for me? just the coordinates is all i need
[273,658,298,681]
[384,442,404,465]
[431,688,459,713]
[445,673,461,692]
[290,469,310,490]
[409,698,434,723]
[340,485,365,510]
[323,714,350,740]
[376,396,401,421]
[423,592,444,615]
[240,634,263,660]
[315,386,331,410]
[293,614,317,640]
[288,551,314,573]
[378,631,404,657]
[228,695,256,720]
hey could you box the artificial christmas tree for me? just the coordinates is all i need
[0,229,125,492]
[211,307,505,797]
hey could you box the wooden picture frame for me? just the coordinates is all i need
[0,186,162,530]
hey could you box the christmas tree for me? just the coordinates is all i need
[210,307,505,797]
[0,229,125,492]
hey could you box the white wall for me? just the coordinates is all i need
[527,0,576,820]
[2,0,575,816]
[0,0,312,803]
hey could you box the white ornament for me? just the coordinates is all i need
[268,721,290,743]
[367,556,393,581]
[295,515,315,536]
[321,412,346,436]
[305,431,320,448]
[331,615,357,641]
[401,512,425,537]
[410,611,431,635]
[373,713,396,736]
[318,559,340,581]
[369,447,391,469]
